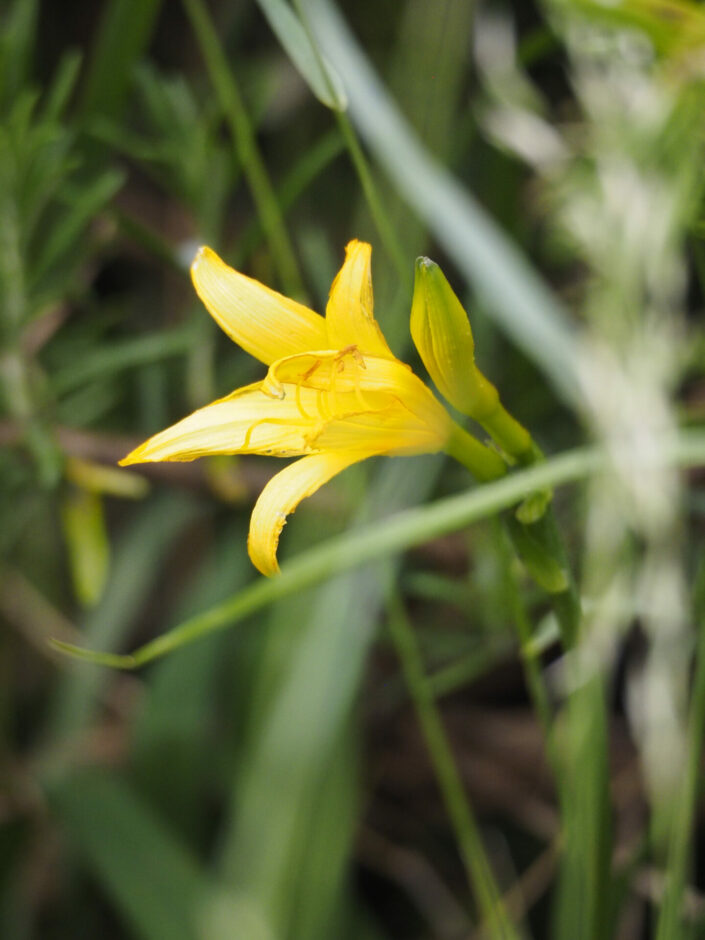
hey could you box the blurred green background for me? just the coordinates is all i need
[2,0,705,938]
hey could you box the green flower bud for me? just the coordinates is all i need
[410,257,499,420]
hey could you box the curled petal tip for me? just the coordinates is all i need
[118,448,145,467]
[248,452,361,577]
[192,244,214,267]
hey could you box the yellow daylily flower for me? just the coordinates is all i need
[121,240,505,575]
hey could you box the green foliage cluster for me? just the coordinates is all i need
[2,1,705,938]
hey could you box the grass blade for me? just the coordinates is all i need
[655,554,705,939]
[50,429,705,669]
[255,0,347,110]
[182,0,305,298]
[80,0,164,119]
[47,770,207,940]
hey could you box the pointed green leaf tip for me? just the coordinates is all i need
[410,257,499,419]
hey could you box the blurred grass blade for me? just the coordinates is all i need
[64,456,150,500]
[302,0,581,407]
[0,0,37,109]
[80,0,164,118]
[46,492,200,738]
[182,0,305,298]
[553,677,613,940]
[655,554,705,940]
[561,0,705,54]
[47,770,207,940]
[42,48,83,120]
[217,457,443,939]
[386,590,519,938]
[60,488,110,607]
[51,429,705,669]
[52,322,199,396]
[234,128,344,264]
[131,523,250,834]
[33,168,125,287]
[255,0,347,110]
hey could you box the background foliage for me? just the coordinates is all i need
[2,0,705,938]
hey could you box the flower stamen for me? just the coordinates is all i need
[242,416,313,452]
[295,377,312,420]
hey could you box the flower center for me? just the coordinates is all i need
[262,346,375,421]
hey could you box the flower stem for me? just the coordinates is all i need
[386,590,521,940]
[446,423,580,648]
[480,401,533,464]
[445,422,507,482]
[493,518,555,747]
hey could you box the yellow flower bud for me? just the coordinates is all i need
[410,258,499,420]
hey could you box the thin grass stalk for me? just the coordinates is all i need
[181,0,305,298]
[655,555,705,940]
[292,0,410,287]
[51,431,705,669]
[386,589,521,940]
[332,110,411,288]
[492,518,554,753]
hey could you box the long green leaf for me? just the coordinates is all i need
[50,429,705,669]
[80,0,164,119]
[254,0,346,110]
[182,0,305,298]
[552,676,613,940]
[52,323,199,396]
[48,771,207,940]
[216,455,444,940]
[655,554,705,940]
[33,168,125,287]
[0,0,38,110]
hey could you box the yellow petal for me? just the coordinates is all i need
[311,409,449,456]
[263,350,450,432]
[191,246,328,365]
[248,452,361,576]
[325,240,395,358]
[119,383,323,464]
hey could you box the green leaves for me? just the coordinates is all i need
[255,0,347,111]
[48,771,208,940]
[79,0,165,119]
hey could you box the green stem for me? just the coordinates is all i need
[447,352,582,647]
[292,0,410,286]
[655,554,705,939]
[334,110,410,287]
[0,350,61,487]
[481,401,533,464]
[52,431,705,671]
[386,590,520,940]
[446,424,580,648]
[444,422,507,482]
[493,518,555,750]
[182,0,305,299]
